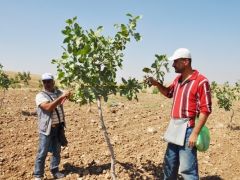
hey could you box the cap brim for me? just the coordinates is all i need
[42,78,53,80]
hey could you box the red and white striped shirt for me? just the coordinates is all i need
[164,70,212,126]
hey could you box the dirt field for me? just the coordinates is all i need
[0,88,240,180]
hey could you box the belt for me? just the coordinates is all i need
[51,124,60,128]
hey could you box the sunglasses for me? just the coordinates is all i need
[42,80,53,84]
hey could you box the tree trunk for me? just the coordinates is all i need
[228,108,235,129]
[87,102,92,113]
[0,89,6,110]
[96,97,116,180]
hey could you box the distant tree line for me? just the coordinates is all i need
[0,63,31,89]
[0,63,33,109]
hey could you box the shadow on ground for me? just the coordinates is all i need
[118,160,164,179]
[62,160,223,180]
[200,176,224,180]
[62,160,110,177]
[62,160,164,179]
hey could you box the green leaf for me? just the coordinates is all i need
[126,13,133,17]
[151,62,157,68]
[58,71,65,79]
[134,33,141,41]
[120,24,128,37]
[73,16,77,21]
[121,77,127,84]
[51,59,57,64]
[63,37,71,43]
[78,45,91,55]
[66,19,73,25]
[62,52,69,59]
[97,26,103,31]
[142,67,152,73]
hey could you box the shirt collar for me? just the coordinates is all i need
[177,70,199,85]
[189,70,199,81]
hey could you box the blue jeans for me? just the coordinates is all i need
[34,126,61,178]
[163,127,199,180]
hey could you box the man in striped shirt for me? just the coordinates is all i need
[148,48,212,180]
[34,73,70,180]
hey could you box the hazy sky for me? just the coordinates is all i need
[0,0,240,84]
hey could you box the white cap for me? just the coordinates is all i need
[41,73,54,80]
[168,48,191,61]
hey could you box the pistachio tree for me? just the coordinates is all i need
[52,14,142,179]
[211,81,240,129]
[143,54,169,86]
[0,64,11,109]
[18,71,31,86]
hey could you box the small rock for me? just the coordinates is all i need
[110,108,117,113]
[90,119,96,123]
[147,127,157,134]
[63,152,69,158]
[215,123,224,129]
